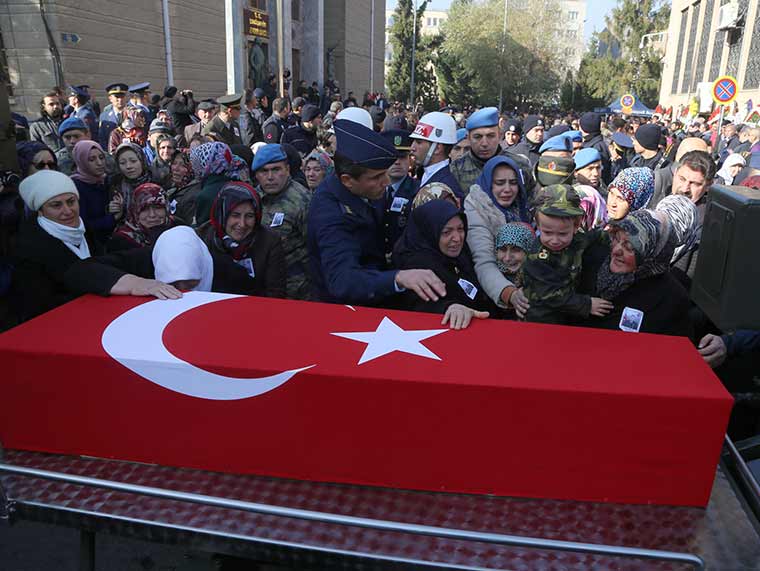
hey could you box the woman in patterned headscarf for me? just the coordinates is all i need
[196,181,286,298]
[580,208,693,337]
[302,149,334,191]
[605,167,654,221]
[190,142,249,226]
[108,182,174,252]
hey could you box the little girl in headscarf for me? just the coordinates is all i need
[108,182,174,252]
[111,141,153,215]
[494,222,537,288]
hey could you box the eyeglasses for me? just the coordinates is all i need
[34,161,58,170]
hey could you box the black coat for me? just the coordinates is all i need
[197,222,287,298]
[582,133,613,185]
[10,220,122,323]
[64,245,258,297]
[578,241,693,338]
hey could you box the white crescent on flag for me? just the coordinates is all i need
[101,291,314,400]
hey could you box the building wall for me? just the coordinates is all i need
[659,0,760,112]
[558,0,586,71]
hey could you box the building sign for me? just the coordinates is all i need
[244,9,269,39]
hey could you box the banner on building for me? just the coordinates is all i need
[245,9,269,39]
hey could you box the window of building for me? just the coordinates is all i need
[291,0,300,21]
[427,17,431,26]
[250,0,266,10]
[568,11,578,20]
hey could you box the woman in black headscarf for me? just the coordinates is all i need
[196,181,286,298]
[393,199,495,329]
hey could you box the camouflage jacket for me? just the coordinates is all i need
[450,151,488,196]
[258,179,312,300]
[523,228,605,325]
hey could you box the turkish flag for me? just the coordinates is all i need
[0,293,732,506]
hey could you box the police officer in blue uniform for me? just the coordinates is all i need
[128,82,154,123]
[380,129,419,258]
[98,82,129,148]
[67,85,98,140]
[307,119,446,305]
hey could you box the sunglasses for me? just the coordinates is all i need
[34,161,58,170]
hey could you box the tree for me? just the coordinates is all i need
[386,0,438,108]
[439,0,563,108]
[574,0,670,110]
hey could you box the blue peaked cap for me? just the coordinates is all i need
[334,119,398,169]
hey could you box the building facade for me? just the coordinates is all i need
[0,0,384,117]
[557,0,587,71]
[659,0,760,112]
[384,7,448,85]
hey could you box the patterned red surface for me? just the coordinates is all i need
[0,294,733,506]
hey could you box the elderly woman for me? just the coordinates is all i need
[108,183,174,252]
[393,200,494,329]
[579,208,692,337]
[65,225,256,296]
[150,135,176,188]
[70,140,118,245]
[302,149,334,191]
[11,170,180,322]
[464,155,530,313]
[716,154,746,186]
[166,150,201,226]
[605,167,654,221]
[196,181,286,298]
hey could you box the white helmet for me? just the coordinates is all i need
[335,107,374,130]
[410,112,458,145]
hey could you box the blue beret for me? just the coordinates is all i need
[574,148,602,170]
[612,132,634,149]
[58,117,88,136]
[456,128,468,143]
[252,143,288,172]
[539,133,573,154]
[466,107,499,130]
[334,119,398,169]
[567,130,583,143]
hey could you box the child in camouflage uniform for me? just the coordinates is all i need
[522,184,613,325]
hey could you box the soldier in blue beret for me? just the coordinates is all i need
[610,131,635,180]
[308,119,446,305]
[98,82,129,149]
[451,128,470,162]
[451,107,503,193]
[538,133,574,156]
[574,148,605,194]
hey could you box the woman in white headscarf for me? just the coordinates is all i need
[12,170,180,323]
[716,154,746,186]
[65,226,256,296]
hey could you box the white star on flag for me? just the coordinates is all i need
[331,317,448,365]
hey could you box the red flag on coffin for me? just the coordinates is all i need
[0,292,732,506]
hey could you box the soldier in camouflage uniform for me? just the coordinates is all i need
[451,107,536,200]
[523,184,613,325]
[252,144,312,300]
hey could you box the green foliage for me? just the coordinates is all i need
[439,0,563,108]
[386,0,439,109]
[574,0,670,110]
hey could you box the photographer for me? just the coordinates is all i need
[164,87,196,132]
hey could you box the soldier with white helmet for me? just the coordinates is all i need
[409,111,464,198]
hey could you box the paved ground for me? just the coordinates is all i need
[0,520,244,571]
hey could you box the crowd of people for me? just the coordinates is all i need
[2,80,760,435]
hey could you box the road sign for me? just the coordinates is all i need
[60,33,81,44]
[712,76,738,105]
[620,94,635,108]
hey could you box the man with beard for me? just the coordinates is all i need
[29,91,64,151]
[281,104,322,155]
